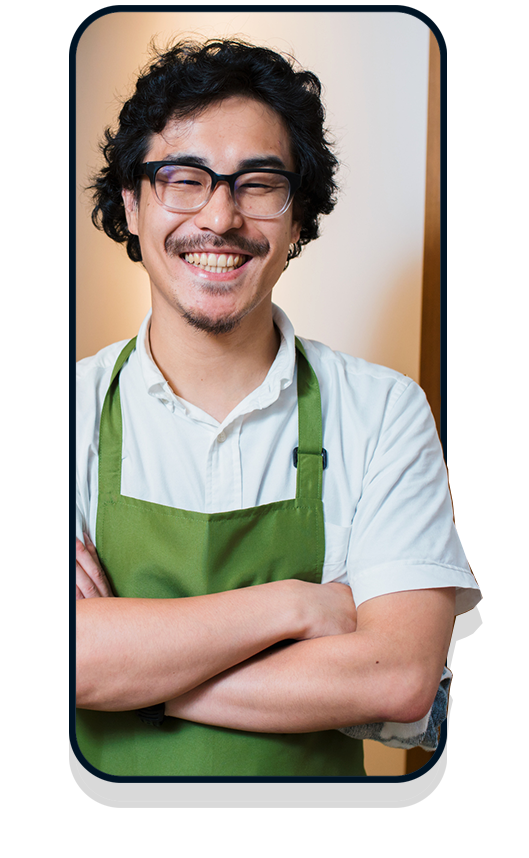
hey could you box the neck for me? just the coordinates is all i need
[148,300,280,423]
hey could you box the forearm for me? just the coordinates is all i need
[76,581,308,711]
[166,588,455,733]
[166,633,431,731]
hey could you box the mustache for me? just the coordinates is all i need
[165,233,270,258]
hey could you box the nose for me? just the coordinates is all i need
[193,181,244,234]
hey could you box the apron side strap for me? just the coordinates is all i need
[295,337,324,500]
[97,337,137,502]
[295,451,324,500]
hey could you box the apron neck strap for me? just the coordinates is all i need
[110,337,137,384]
[295,338,324,501]
[98,337,137,500]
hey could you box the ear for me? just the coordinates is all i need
[122,188,139,235]
[290,218,301,246]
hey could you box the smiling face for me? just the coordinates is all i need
[122,97,301,336]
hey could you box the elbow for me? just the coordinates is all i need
[382,668,439,724]
[76,640,125,711]
[76,615,91,707]
[76,655,121,710]
[76,670,94,710]
[393,693,434,726]
[76,642,101,709]
[76,601,107,709]
[76,673,94,709]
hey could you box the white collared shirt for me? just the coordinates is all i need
[76,305,481,614]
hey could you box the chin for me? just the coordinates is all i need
[181,307,243,335]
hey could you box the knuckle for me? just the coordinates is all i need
[85,582,100,599]
[93,570,110,593]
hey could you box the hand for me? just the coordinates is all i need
[296,581,357,640]
[76,534,113,600]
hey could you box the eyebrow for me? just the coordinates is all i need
[237,156,289,171]
[161,154,208,166]
[159,154,289,171]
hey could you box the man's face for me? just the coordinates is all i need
[123,96,301,335]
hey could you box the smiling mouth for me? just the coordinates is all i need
[182,252,247,273]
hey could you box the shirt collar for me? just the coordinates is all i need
[136,304,297,424]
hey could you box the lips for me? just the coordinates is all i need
[182,251,246,273]
[166,233,270,268]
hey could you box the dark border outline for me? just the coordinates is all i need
[71,4,448,786]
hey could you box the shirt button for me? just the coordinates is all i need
[217,431,226,443]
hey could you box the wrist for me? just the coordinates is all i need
[274,578,312,640]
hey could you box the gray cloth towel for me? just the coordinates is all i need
[337,666,452,751]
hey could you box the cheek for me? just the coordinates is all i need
[137,207,181,251]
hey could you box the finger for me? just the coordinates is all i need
[76,560,103,599]
[83,532,99,562]
[82,537,110,590]
[76,584,85,600]
[76,538,113,597]
[76,536,111,593]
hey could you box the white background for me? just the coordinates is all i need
[5,0,525,852]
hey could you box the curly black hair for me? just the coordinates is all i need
[90,38,339,263]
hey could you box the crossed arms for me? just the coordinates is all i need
[76,535,455,732]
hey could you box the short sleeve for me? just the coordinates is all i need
[76,338,126,547]
[76,497,87,542]
[346,379,481,615]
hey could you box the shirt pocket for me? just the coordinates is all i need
[322,522,352,584]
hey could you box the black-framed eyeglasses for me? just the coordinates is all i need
[136,162,302,219]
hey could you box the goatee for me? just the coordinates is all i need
[165,233,271,335]
[181,308,243,336]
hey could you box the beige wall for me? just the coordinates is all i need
[75,10,430,777]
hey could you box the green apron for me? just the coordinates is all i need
[76,337,364,778]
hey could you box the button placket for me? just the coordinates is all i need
[205,421,243,512]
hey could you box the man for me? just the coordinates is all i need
[75,39,481,778]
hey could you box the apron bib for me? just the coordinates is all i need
[76,337,364,778]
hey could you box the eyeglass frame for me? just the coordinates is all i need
[135,161,303,219]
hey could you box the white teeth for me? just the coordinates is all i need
[183,252,244,271]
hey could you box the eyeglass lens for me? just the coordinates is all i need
[154,165,292,217]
